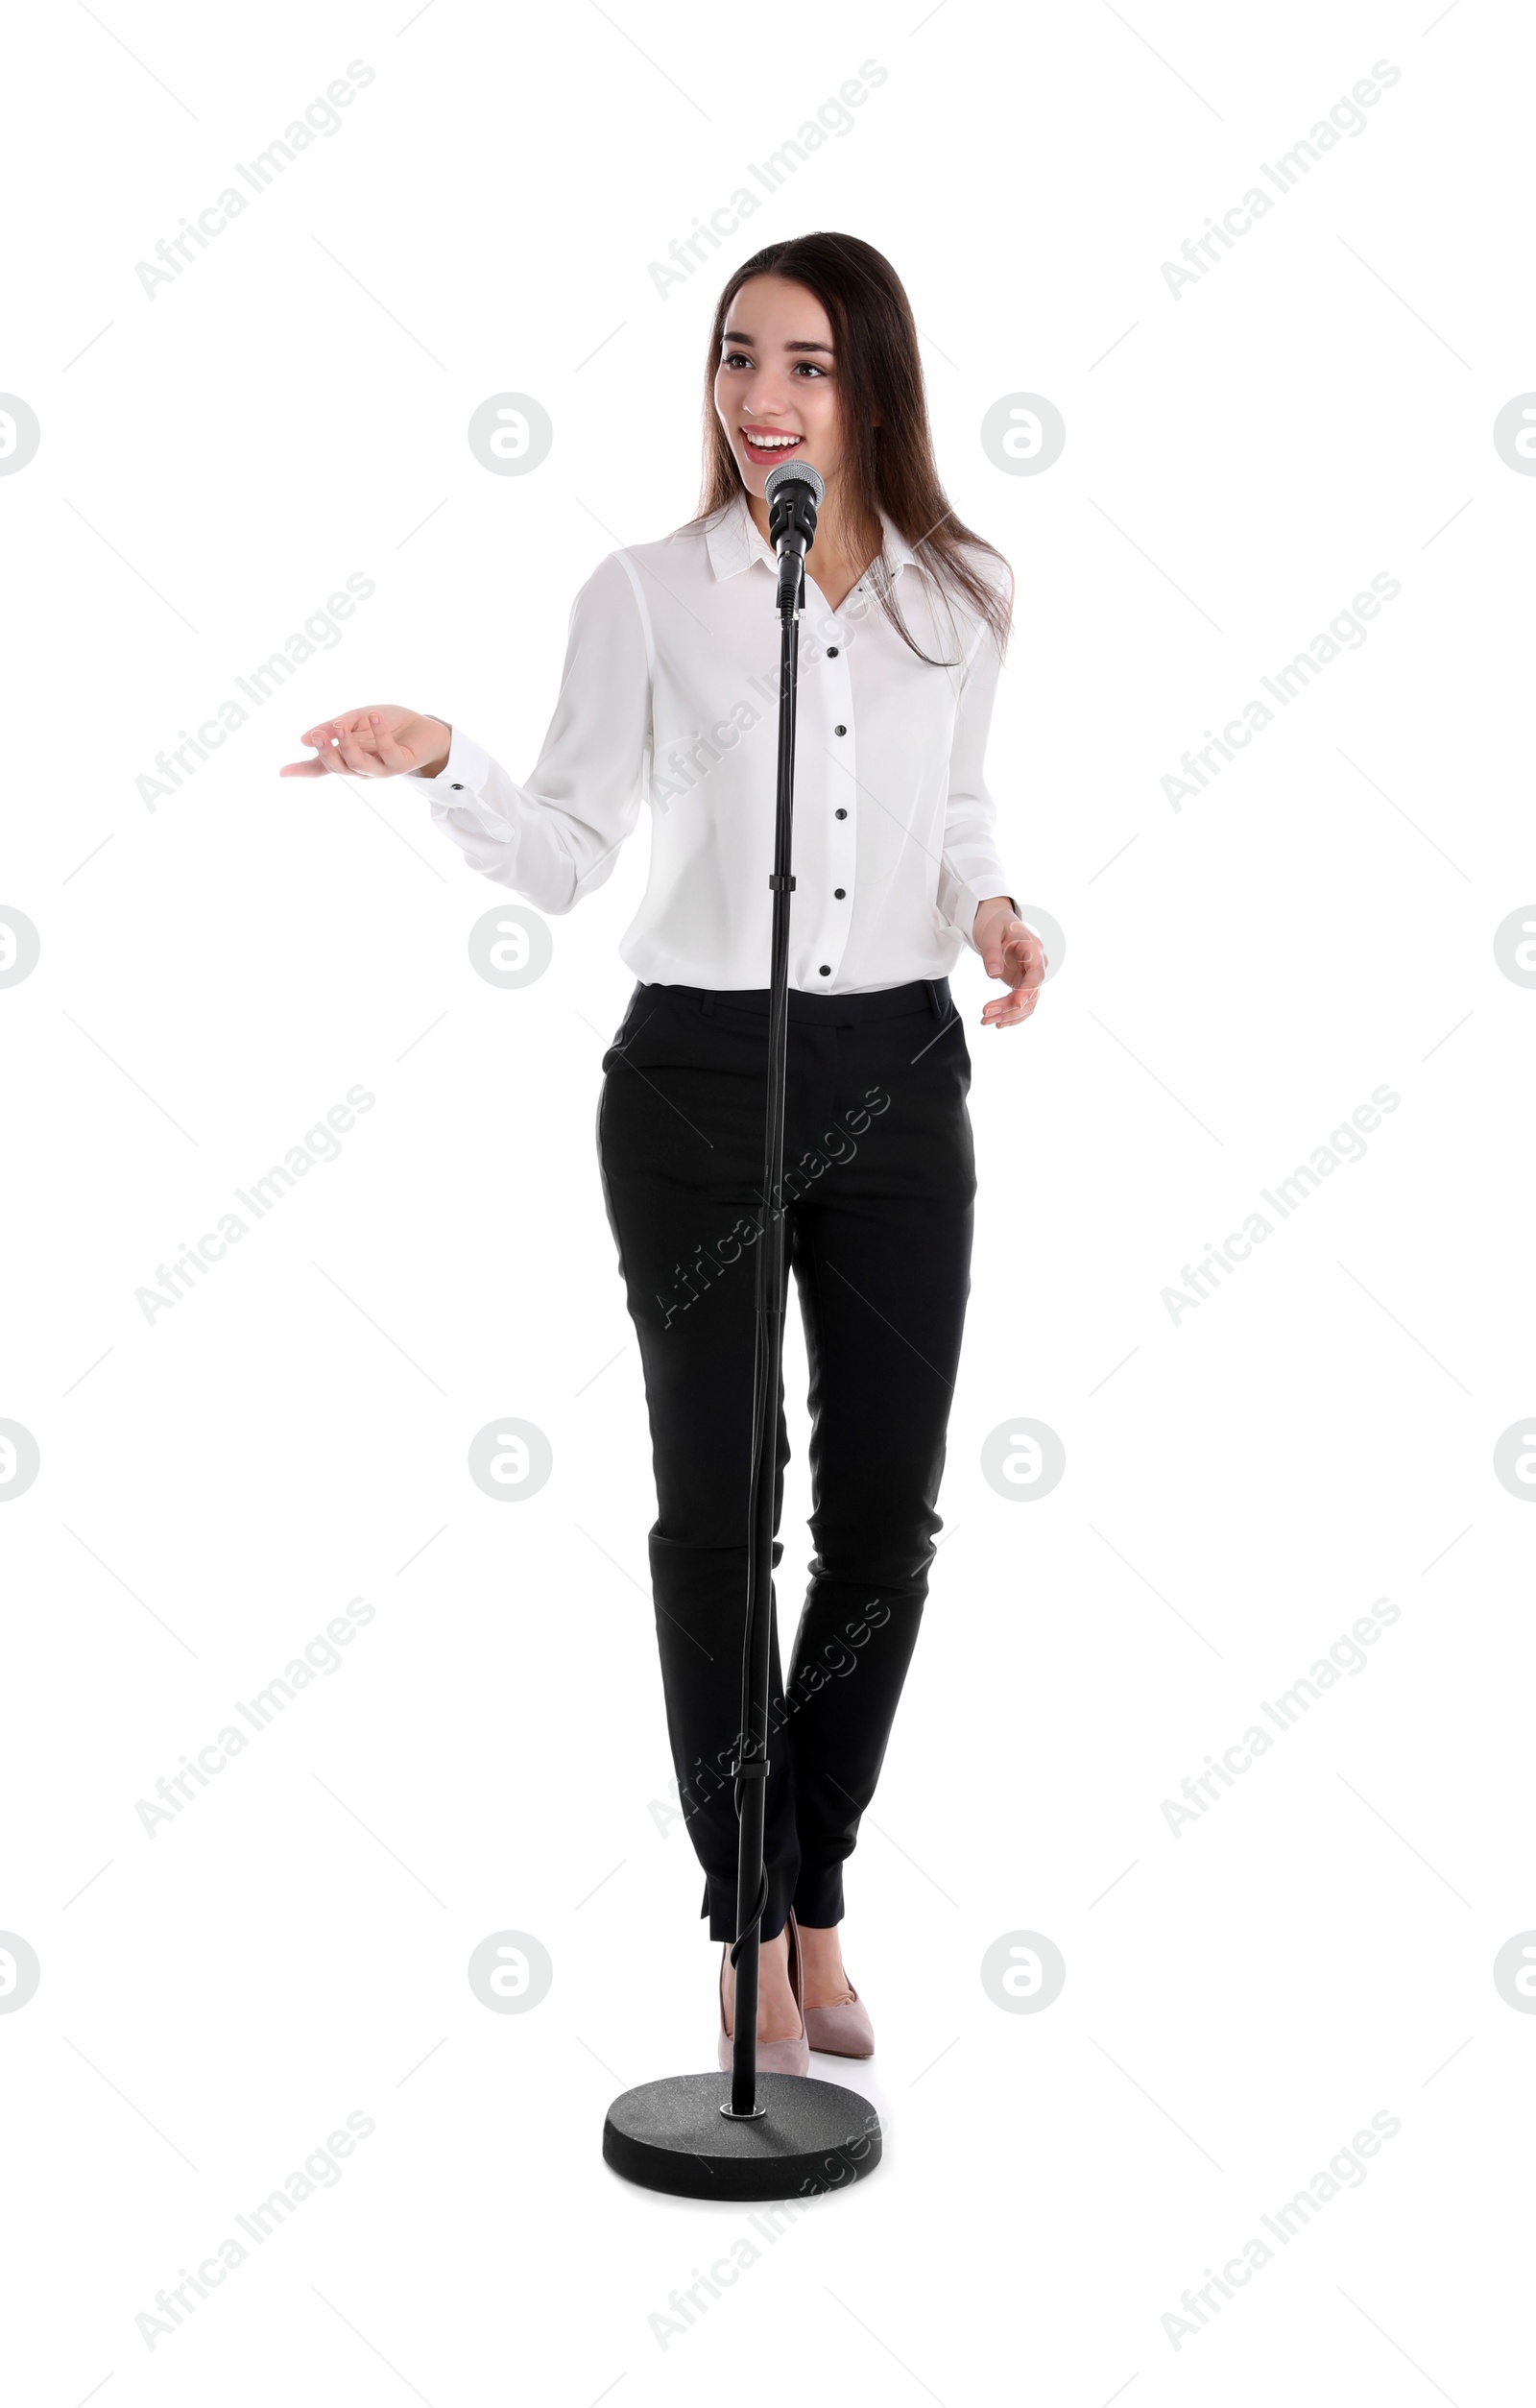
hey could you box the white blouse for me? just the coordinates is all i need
[411,489,1029,995]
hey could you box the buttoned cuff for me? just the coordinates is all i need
[408,724,507,833]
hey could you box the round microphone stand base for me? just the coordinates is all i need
[602,2069,881,2203]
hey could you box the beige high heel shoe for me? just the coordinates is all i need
[803,1961,875,2059]
[717,1911,810,2078]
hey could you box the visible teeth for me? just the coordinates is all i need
[746,433,799,447]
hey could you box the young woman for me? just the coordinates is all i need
[281,230,1045,2074]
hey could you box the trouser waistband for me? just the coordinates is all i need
[643,976,951,1026]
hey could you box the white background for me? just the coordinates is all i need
[2,0,1532,2398]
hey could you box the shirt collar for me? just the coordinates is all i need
[703,488,917,590]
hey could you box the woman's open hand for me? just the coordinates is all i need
[279,708,451,782]
[973,898,1047,1028]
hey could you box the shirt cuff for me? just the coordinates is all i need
[408,725,508,836]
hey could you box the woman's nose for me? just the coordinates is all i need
[743,379,793,422]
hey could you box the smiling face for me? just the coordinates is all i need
[712,274,852,502]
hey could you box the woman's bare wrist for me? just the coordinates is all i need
[419,720,452,780]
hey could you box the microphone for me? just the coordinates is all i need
[764,460,825,611]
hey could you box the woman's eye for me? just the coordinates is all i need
[720,353,828,374]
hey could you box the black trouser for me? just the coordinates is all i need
[596,976,975,1943]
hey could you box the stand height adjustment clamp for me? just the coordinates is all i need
[731,1756,769,1779]
[768,874,796,891]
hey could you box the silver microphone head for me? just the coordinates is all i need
[763,460,825,509]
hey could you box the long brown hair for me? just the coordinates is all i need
[688,230,1013,668]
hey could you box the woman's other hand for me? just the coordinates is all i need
[973,898,1046,1028]
[279,708,451,781]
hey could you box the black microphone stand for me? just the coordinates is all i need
[603,467,883,2199]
